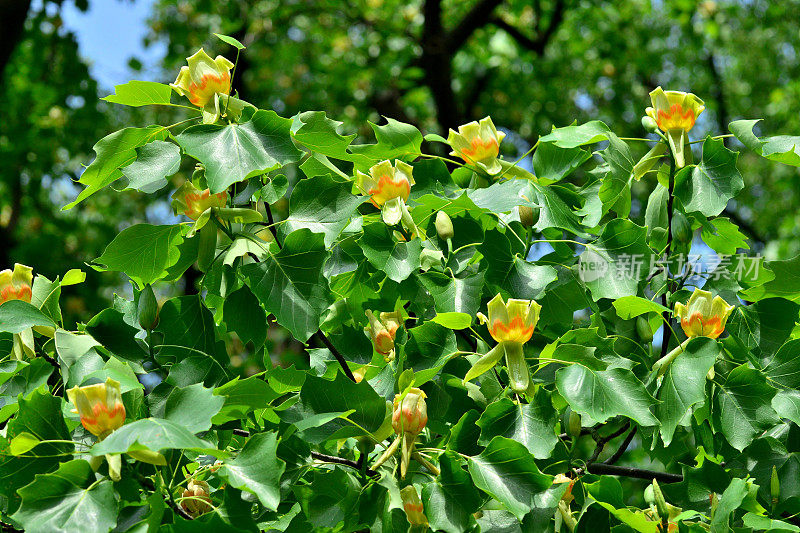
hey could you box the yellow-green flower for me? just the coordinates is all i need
[392,387,428,437]
[0,263,32,306]
[171,48,234,112]
[181,479,212,517]
[171,181,228,220]
[447,117,506,175]
[674,288,734,339]
[400,486,428,529]
[365,309,403,361]
[478,293,541,344]
[355,160,415,226]
[67,378,126,439]
[645,87,705,168]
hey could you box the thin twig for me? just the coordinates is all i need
[586,463,683,484]
[315,331,357,382]
[587,421,630,464]
[311,451,380,478]
[605,426,638,465]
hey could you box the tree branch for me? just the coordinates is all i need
[587,421,630,464]
[605,426,637,465]
[445,0,506,54]
[315,331,357,382]
[490,0,566,56]
[311,451,379,478]
[587,463,683,484]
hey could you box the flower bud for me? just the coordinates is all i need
[171,181,228,221]
[642,116,659,134]
[671,211,692,244]
[137,284,159,330]
[67,378,126,439]
[519,205,539,228]
[435,211,454,240]
[0,263,33,306]
[366,309,403,361]
[181,479,212,517]
[392,387,427,436]
[636,316,653,342]
[645,87,705,167]
[553,474,575,503]
[771,466,780,507]
[400,485,428,528]
[652,479,669,522]
[196,222,218,273]
[568,409,582,438]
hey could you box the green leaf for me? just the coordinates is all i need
[675,137,744,217]
[419,270,485,317]
[358,222,422,283]
[528,182,585,234]
[219,432,286,511]
[532,141,591,184]
[467,436,553,520]
[612,295,670,319]
[214,32,246,49]
[579,219,652,301]
[212,376,280,425]
[728,298,800,359]
[9,432,39,455]
[281,174,364,246]
[260,174,288,203]
[293,469,360,529]
[223,286,267,350]
[11,460,116,533]
[585,477,658,533]
[404,321,458,385]
[742,512,800,532]
[119,140,181,193]
[284,371,387,442]
[430,312,472,330]
[0,300,57,333]
[772,389,800,427]
[90,418,216,456]
[711,478,748,533]
[422,453,482,533]
[349,117,423,160]
[176,110,302,193]
[700,217,749,255]
[763,339,800,388]
[656,337,719,445]
[242,229,332,342]
[93,223,185,288]
[63,125,166,209]
[740,255,800,303]
[730,119,800,167]
[156,383,225,433]
[102,80,173,109]
[538,120,611,148]
[476,391,558,459]
[556,365,658,426]
[715,364,780,451]
[0,359,55,423]
[291,111,373,169]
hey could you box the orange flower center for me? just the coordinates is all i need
[490,316,534,344]
[459,137,499,163]
[681,312,723,339]
[187,72,231,107]
[185,189,227,219]
[80,401,126,436]
[374,329,395,354]
[404,502,424,514]
[656,104,696,132]
[0,284,32,305]
[368,174,411,207]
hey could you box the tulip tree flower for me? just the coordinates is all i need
[674,288,735,339]
[67,378,126,439]
[466,294,542,393]
[645,87,705,168]
[0,263,33,306]
[400,485,429,530]
[356,160,416,231]
[181,479,213,517]
[447,117,506,175]
[171,48,234,123]
[372,387,439,479]
[171,182,229,221]
[653,288,734,378]
[365,309,404,362]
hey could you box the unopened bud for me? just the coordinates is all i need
[400,485,428,528]
[392,387,427,436]
[435,211,454,240]
[671,211,692,244]
[652,479,668,521]
[636,316,653,342]
[642,116,659,134]
[181,479,212,517]
[519,205,539,228]
[137,284,159,330]
[771,465,780,506]
[568,409,582,438]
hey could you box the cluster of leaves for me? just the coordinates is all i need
[3,37,800,533]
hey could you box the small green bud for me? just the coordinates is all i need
[771,465,780,506]
[519,205,539,228]
[568,409,582,438]
[642,116,659,133]
[644,484,655,505]
[435,211,454,240]
[671,211,692,244]
[652,479,668,522]
[636,316,653,342]
[137,284,159,330]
